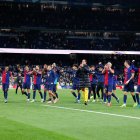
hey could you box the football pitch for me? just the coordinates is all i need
[0,89,140,140]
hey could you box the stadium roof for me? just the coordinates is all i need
[1,0,140,6]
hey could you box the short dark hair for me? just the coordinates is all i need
[90,65,95,68]
[125,60,131,65]
[73,64,78,68]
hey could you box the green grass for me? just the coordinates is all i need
[0,89,140,140]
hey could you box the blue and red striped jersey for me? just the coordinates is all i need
[124,67,135,84]
[33,71,42,85]
[104,70,114,85]
[2,70,12,84]
[24,70,31,84]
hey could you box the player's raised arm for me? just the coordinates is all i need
[108,62,114,74]
[102,65,107,74]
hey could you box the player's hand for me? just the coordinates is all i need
[125,80,130,85]
[104,65,108,69]
[80,64,83,67]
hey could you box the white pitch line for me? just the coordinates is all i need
[42,105,140,120]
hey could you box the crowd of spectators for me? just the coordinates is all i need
[0,30,140,50]
[0,3,140,31]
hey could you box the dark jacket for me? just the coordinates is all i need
[76,65,91,89]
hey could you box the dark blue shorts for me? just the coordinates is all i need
[72,84,77,90]
[23,83,30,89]
[2,83,9,91]
[136,85,140,93]
[113,83,116,90]
[104,85,113,93]
[123,82,134,92]
[45,84,54,91]
[53,84,57,92]
[33,84,41,91]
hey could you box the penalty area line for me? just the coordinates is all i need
[42,105,140,120]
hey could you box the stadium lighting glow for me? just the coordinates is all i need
[0,48,140,55]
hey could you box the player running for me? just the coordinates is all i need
[121,60,137,107]
[1,66,13,103]
[102,62,114,107]
[31,65,44,103]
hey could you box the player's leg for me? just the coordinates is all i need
[91,84,96,102]
[53,84,59,99]
[77,89,81,103]
[130,83,137,107]
[135,85,140,107]
[96,84,101,101]
[130,92,137,107]
[3,84,8,103]
[95,84,100,100]
[47,85,57,103]
[112,90,119,103]
[101,84,104,101]
[107,92,112,107]
[43,88,47,102]
[121,91,128,107]
[88,87,92,101]
[38,85,43,102]
[121,84,129,107]
[48,90,56,104]
[27,88,30,101]
[103,86,107,103]
[22,84,28,96]
[71,85,77,99]
[82,88,88,105]
[20,84,23,93]
[31,84,36,102]
[15,84,19,94]
[112,84,119,103]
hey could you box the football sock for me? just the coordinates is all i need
[77,92,81,100]
[27,93,30,99]
[93,92,96,100]
[88,88,91,100]
[4,91,8,99]
[97,92,100,98]
[136,94,139,104]
[24,92,28,97]
[108,95,111,103]
[33,91,36,100]
[44,91,47,101]
[123,95,127,104]
[16,88,18,94]
[55,92,59,98]
[72,92,77,98]
[103,93,107,102]
[132,95,136,103]
[112,93,118,100]
[39,91,43,99]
